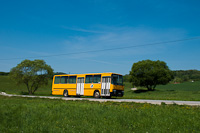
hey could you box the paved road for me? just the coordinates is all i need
[1,92,200,106]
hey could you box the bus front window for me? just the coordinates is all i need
[112,74,123,85]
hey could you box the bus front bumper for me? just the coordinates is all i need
[110,90,124,97]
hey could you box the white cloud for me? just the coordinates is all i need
[61,26,106,34]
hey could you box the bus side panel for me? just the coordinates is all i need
[67,84,77,96]
[52,84,77,96]
[92,84,101,96]
[84,83,101,96]
[52,84,67,95]
[52,89,64,95]
[84,88,93,96]
[84,84,93,96]
[110,84,113,93]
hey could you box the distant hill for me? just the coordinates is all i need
[0,72,9,76]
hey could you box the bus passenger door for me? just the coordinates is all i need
[77,77,84,95]
[101,77,111,96]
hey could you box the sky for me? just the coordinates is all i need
[0,0,200,75]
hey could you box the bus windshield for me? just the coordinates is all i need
[111,74,123,85]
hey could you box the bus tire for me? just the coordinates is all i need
[93,90,100,98]
[63,90,68,97]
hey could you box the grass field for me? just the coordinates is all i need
[1,75,200,101]
[123,81,200,101]
[0,95,200,132]
[0,76,52,96]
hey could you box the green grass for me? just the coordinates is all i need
[0,76,52,96]
[0,95,200,132]
[1,75,200,101]
[123,81,200,101]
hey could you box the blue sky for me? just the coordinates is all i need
[0,0,200,75]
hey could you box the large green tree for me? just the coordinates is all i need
[10,59,53,95]
[130,60,173,91]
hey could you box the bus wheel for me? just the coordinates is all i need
[93,91,100,98]
[63,90,68,97]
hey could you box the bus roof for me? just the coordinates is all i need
[54,72,122,76]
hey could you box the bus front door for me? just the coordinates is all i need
[77,77,84,95]
[101,77,111,96]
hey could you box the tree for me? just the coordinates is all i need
[129,60,173,91]
[123,74,131,82]
[9,59,54,95]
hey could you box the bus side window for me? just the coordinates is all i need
[93,75,101,83]
[85,75,93,83]
[69,76,76,83]
[61,76,68,84]
[54,76,60,84]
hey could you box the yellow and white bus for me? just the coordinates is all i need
[52,72,124,98]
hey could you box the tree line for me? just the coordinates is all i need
[0,72,9,76]
[173,70,200,83]
[123,70,200,83]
